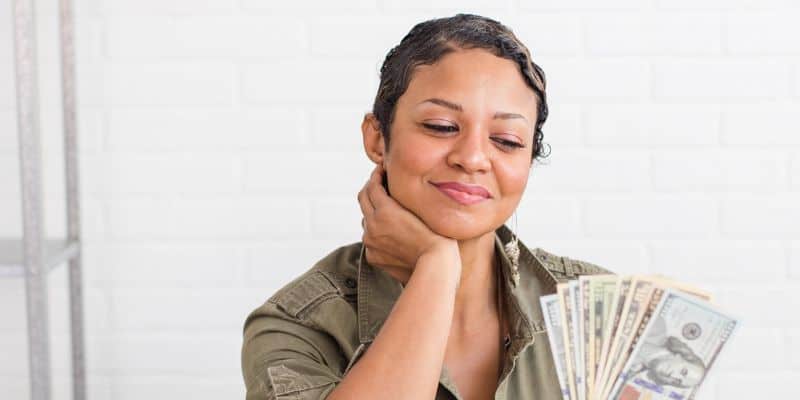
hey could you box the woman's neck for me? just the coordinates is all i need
[450,230,499,332]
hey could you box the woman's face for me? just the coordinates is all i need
[382,48,537,240]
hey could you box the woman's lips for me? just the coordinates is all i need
[431,181,491,205]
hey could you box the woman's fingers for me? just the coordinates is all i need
[357,179,374,219]
[369,245,405,265]
[365,246,409,271]
[365,247,413,284]
[381,264,412,283]
[366,164,392,209]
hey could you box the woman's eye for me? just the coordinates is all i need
[422,123,525,150]
[492,137,525,149]
[423,123,458,133]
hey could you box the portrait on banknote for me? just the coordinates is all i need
[615,315,706,391]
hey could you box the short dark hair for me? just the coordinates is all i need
[372,13,550,164]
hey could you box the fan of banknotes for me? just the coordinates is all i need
[539,275,739,400]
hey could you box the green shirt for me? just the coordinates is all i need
[241,224,612,399]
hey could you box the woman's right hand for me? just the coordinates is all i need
[357,164,458,284]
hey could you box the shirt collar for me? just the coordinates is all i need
[355,223,560,344]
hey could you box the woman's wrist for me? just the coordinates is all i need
[414,241,462,289]
[420,237,458,259]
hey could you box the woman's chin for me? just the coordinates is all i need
[423,216,495,241]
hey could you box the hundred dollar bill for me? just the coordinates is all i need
[599,275,708,400]
[607,289,738,400]
[592,276,709,399]
[586,275,620,400]
[614,277,714,395]
[557,283,578,400]
[569,280,586,400]
[541,294,572,400]
[596,278,656,400]
[593,277,632,398]
[651,275,713,302]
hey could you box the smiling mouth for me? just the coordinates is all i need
[430,182,490,206]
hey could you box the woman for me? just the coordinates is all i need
[241,13,612,400]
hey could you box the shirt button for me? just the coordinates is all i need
[345,278,357,289]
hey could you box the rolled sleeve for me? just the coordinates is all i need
[242,303,342,400]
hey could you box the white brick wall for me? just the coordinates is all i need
[1,0,798,398]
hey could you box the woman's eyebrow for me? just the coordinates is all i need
[418,97,528,123]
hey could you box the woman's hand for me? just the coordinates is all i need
[357,164,456,284]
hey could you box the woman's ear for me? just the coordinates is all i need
[361,113,386,166]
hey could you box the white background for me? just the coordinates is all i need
[1,0,799,398]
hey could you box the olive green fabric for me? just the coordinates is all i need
[241,224,613,399]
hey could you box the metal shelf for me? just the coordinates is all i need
[0,239,80,278]
[7,0,87,398]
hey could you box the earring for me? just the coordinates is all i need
[504,211,521,287]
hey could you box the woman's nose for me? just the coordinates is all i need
[447,130,491,173]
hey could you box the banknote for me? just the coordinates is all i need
[650,276,712,302]
[586,275,620,400]
[569,280,586,400]
[594,276,632,398]
[579,277,591,400]
[541,294,572,400]
[557,283,578,400]
[609,277,714,398]
[607,289,738,400]
[543,274,732,400]
[596,278,656,400]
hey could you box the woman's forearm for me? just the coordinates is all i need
[327,243,461,400]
